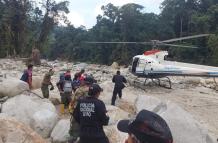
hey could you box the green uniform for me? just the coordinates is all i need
[69,86,89,141]
[41,83,49,98]
[41,72,53,98]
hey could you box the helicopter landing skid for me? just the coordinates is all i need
[144,77,172,89]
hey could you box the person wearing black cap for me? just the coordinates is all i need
[73,83,110,143]
[111,70,127,105]
[117,110,173,143]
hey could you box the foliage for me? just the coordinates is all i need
[1,0,218,66]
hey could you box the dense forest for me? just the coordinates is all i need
[0,0,218,65]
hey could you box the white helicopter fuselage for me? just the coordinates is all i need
[131,50,218,78]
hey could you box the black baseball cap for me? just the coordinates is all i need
[88,83,103,96]
[117,110,173,143]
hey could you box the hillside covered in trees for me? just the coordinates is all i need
[1,0,218,65]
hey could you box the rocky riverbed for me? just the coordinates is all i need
[0,58,218,143]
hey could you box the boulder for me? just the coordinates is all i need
[160,102,216,143]
[51,119,71,143]
[135,95,165,113]
[117,87,138,114]
[0,114,46,143]
[204,78,215,85]
[104,125,128,143]
[31,88,61,100]
[111,62,119,69]
[50,97,61,105]
[32,76,43,90]
[2,94,57,137]
[99,81,114,104]
[106,105,130,125]
[100,81,138,113]
[135,95,216,143]
[31,109,58,138]
[0,78,29,98]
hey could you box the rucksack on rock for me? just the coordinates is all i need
[63,80,72,93]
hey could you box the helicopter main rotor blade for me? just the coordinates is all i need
[85,41,152,45]
[161,34,211,43]
[160,43,199,48]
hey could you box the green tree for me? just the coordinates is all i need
[36,0,69,52]
[0,0,32,57]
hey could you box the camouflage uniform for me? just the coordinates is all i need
[41,71,53,98]
[69,86,89,142]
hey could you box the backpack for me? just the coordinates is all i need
[72,80,80,92]
[63,80,72,93]
[59,73,65,82]
[20,71,28,82]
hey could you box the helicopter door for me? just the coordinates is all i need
[132,58,139,73]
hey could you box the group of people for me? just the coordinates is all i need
[20,64,173,143]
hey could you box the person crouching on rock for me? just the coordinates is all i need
[117,109,173,143]
[41,68,54,98]
[73,83,110,143]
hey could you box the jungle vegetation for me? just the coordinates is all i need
[1,0,218,65]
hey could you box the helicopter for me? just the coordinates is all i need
[87,34,218,88]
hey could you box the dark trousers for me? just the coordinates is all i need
[61,92,72,108]
[80,137,109,143]
[111,87,122,105]
[41,84,49,98]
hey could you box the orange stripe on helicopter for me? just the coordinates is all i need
[144,50,161,56]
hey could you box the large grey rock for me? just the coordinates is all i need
[160,102,216,143]
[135,95,165,113]
[104,125,128,143]
[0,114,47,143]
[106,105,130,125]
[2,94,57,138]
[135,95,216,143]
[32,87,61,100]
[100,81,138,113]
[0,78,29,97]
[99,81,114,104]
[117,87,138,114]
[111,62,119,69]
[32,76,43,90]
[51,119,71,143]
[31,109,58,138]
